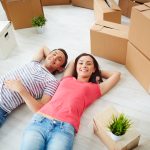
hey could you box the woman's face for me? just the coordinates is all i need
[76,55,95,79]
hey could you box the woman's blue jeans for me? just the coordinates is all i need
[20,114,75,150]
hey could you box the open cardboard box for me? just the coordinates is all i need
[94,0,121,23]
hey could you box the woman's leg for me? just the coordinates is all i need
[20,114,47,150]
[46,121,75,150]
[21,127,45,150]
[0,106,8,127]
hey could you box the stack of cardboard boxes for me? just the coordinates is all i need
[90,1,150,93]
[92,2,150,149]
[90,0,128,65]
[126,3,150,93]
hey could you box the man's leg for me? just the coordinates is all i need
[0,106,8,127]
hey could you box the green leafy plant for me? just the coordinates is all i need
[32,16,47,27]
[107,113,132,136]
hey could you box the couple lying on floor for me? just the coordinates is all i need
[0,46,120,150]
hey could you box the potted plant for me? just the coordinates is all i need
[107,113,132,141]
[32,15,47,33]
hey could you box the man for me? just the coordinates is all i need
[0,46,68,127]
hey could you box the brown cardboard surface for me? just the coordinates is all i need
[72,0,93,10]
[93,106,140,150]
[129,2,150,59]
[94,0,121,23]
[126,42,150,94]
[4,0,44,29]
[119,0,140,17]
[41,0,71,6]
[135,0,150,3]
[90,21,129,64]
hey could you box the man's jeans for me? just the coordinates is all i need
[21,114,75,150]
[0,106,8,127]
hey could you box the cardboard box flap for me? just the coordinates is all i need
[94,106,119,127]
[95,20,129,32]
[94,21,128,39]
[135,3,150,11]
[105,0,121,10]
[91,24,103,31]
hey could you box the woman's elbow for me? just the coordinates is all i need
[114,71,121,82]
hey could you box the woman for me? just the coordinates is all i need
[20,53,121,150]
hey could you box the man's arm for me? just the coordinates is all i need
[32,46,50,62]
[99,70,121,96]
[4,79,51,112]
[63,61,75,77]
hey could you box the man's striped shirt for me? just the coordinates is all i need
[0,61,59,113]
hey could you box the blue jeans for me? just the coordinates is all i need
[20,114,75,150]
[0,106,8,127]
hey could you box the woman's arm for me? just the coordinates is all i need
[99,70,121,96]
[32,46,50,62]
[63,61,75,77]
[4,79,51,112]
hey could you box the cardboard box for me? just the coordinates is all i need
[41,0,71,6]
[126,42,150,94]
[119,0,140,17]
[129,3,150,59]
[93,106,140,150]
[3,0,44,29]
[90,21,129,64]
[94,0,121,23]
[0,21,17,59]
[72,0,93,10]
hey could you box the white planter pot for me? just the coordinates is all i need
[36,26,45,34]
[108,132,123,141]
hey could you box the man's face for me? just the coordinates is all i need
[45,50,66,72]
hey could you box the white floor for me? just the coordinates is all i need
[0,3,150,150]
